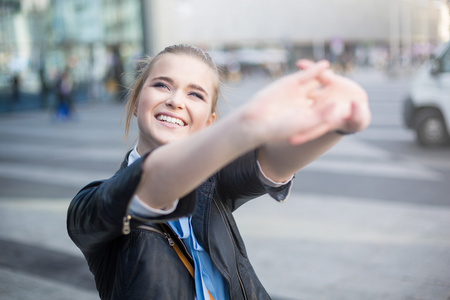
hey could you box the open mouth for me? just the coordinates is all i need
[156,114,186,126]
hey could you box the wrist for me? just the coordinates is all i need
[233,105,267,147]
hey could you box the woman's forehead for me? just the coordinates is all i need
[151,53,212,73]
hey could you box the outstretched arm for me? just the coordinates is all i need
[136,61,341,209]
[257,60,371,182]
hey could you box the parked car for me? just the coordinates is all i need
[403,41,450,147]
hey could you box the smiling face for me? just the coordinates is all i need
[135,53,217,153]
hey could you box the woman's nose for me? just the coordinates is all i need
[165,92,185,109]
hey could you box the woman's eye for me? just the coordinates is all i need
[190,92,204,100]
[153,82,168,89]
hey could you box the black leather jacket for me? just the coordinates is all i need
[67,150,291,300]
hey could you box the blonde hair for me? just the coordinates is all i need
[124,44,221,138]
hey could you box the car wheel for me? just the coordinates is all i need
[415,109,450,147]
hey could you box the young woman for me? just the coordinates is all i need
[67,44,370,300]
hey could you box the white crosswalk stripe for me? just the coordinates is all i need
[0,161,112,187]
[302,137,444,181]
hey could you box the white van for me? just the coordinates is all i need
[403,41,450,147]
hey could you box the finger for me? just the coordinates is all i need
[296,59,330,70]
[315,69,336,85]
[306,85,322,101]
[296,59,314,70]
[294,60,330,84]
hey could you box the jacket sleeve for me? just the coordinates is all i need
[215,150,292,211]
[66,153,197,254]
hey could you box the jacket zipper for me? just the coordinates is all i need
[127,219,194,261]
[122,213,158,235]
[137,224,176,246]
[122,214,193,260]
[213,199,248,300]
[160,223,194,263]
[122,215,132,235]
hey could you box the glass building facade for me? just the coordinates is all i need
[0,0,144,109]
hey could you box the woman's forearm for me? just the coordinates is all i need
[136,110,261,209]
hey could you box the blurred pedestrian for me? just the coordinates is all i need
[105,45,125,102]
[10,73,20,102]
[39,68,49,109]
[54,68,74,121]
[67,44,371,299]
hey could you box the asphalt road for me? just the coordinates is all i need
[1,69,449,300]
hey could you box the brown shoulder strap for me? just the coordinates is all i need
[160,224,215,300]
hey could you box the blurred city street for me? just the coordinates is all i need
[0,69,450,300]
[1,0,450,298]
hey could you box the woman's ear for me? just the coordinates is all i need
[133,105,138,117]
[205,112,216,127]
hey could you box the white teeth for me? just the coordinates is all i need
[157,115,185,126]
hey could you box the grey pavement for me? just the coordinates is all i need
[0,72,449,300]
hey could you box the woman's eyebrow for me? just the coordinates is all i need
[188,83,209,97]
[151,76,173,84]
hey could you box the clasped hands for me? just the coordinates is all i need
[247,59,371,145]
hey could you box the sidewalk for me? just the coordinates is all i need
[1,192,449,300]
[0,198,101,300]
[236,193,450,300]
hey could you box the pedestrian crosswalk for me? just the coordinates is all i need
[0,104,135,191]
[0,161,111,187]
[0,88,447,193]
